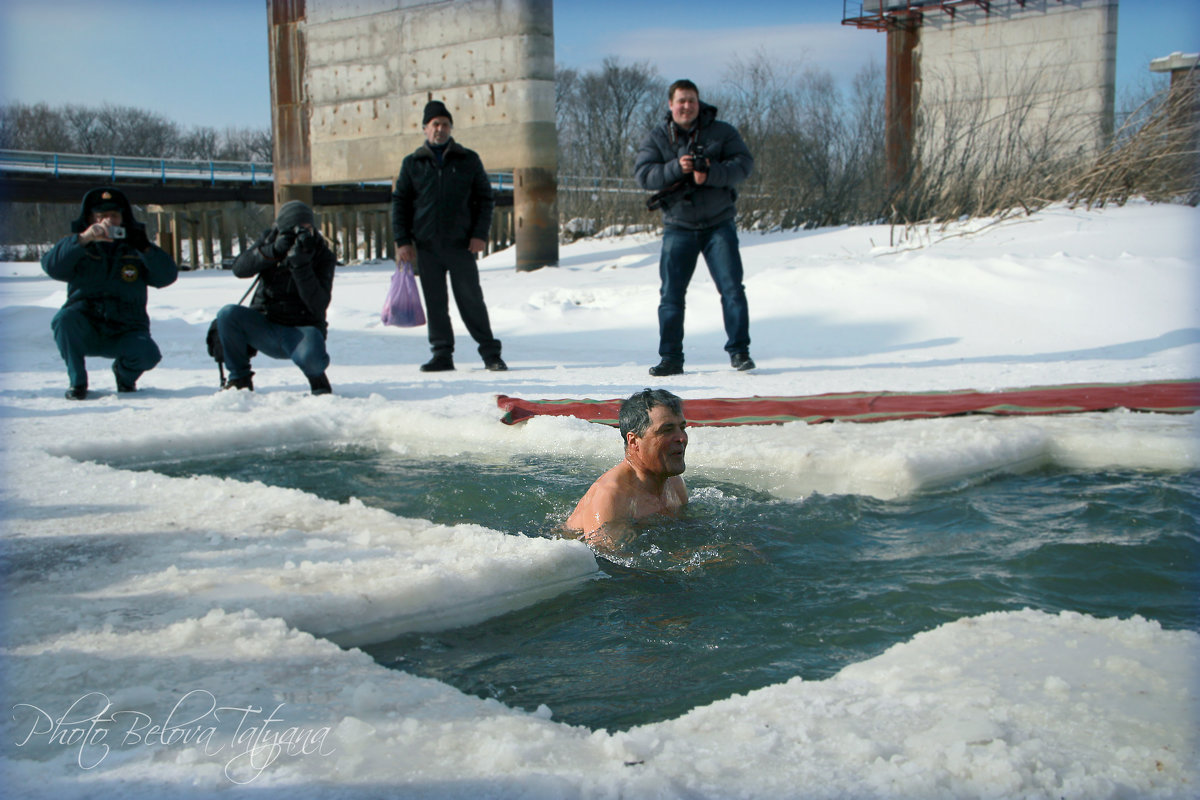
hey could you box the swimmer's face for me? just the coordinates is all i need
[629,405,688,477]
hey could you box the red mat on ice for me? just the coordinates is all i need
[497,380,1200,427]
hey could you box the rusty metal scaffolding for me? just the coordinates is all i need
[840,0,1067,30]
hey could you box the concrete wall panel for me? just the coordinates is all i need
[270,0,555,180]
[268,0,558,266]
[916,0,1117,167]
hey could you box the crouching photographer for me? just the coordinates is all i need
[42,186,179,400]
[216,200,335,395]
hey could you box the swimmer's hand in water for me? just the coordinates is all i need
[667,541,766,572]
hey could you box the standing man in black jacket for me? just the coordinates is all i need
[391,100,506,372]
[42,186,178,399]
[216,200,336,394]
[635,79,755,376]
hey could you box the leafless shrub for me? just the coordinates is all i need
[890,57,1199,225]
[888,51,1104,224]
[1070,74,1200,208]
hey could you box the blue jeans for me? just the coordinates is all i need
[51,304,162,389]
[657,220,750,362]
[215,304,329,381]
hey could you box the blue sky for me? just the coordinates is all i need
[0,0,1195,132]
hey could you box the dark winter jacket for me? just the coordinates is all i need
[41,186,178,334]
[390,138,495,250]
[634,102,754,231]
[232,227,336,333]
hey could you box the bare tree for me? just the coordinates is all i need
[220,126,273,162]
[559,57,664,177]
[176,126,222,160]
[98,105,179,157]
[0,103,72,151]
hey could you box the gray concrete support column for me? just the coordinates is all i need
[885,20,919,192]
[170,211,184,265]
[200,212,215,269]
[218,205,236,264]
[187,216,200,271]
[340,211,354,263]
[514,167,557,271]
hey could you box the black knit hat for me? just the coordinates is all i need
[275,200,315,231]
[423,100,452,126]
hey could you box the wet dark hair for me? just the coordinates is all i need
[669,79,699,101]
[619,388,683,444]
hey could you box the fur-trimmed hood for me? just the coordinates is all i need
[70,186,146,235]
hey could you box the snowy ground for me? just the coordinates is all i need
[1,202,1198,798]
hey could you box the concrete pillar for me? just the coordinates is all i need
[268,1,312,211]
[171,211,184,265]
[514,167,558,271]
[1151,52,1200,142]
[236,209,249,256]
[200,211,215,269]
[340,211,354,263]
[218,205,235,265]
[885,20,919,192]
[154,212,173,255]
[354,210,365,262]
[187,217,200,271]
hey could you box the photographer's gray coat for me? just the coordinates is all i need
[634,102,754,232]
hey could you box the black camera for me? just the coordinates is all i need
[689,142,710,173]
[294,227,315,251]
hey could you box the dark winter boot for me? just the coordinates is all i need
[65,385,88,400]
[223,372,254,391]
[648,358,684,377]
[420,355,455,372]
[113,363,137,392]
[730,352,756,371]
[308,373,332,395]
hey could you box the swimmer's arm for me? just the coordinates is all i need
[564,490,638,555]
[671,476,688,509]
[581,520,636,555]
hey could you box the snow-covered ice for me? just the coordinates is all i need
[1,202,1197,798]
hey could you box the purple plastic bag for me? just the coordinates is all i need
[381,261,426,327]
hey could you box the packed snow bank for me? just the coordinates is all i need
[3,609,1196,798]
[46,392,1200,504]
[3,444,598,649]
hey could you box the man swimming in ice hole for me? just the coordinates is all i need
[566,388,689,554]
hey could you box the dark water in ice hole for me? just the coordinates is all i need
[140,444,1200,732]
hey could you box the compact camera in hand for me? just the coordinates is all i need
[294,228,315,251]
[689,143,710,173]
[107,225,126,239]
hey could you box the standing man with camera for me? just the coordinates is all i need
[635,79,755,376]
[391,99,506,372]
[216,200,336,394]
[42,186,179,400]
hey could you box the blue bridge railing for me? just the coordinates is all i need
[0,149,514,193]
[0,148,274,186]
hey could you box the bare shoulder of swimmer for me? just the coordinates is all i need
[566,466,630,534]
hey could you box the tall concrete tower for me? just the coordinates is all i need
[845,0,1118,190]
[268,0,558,270]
